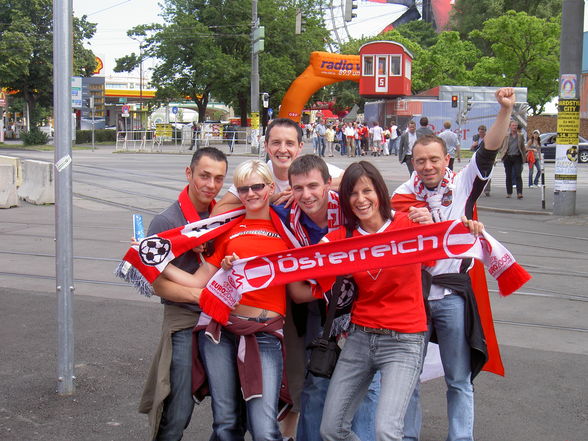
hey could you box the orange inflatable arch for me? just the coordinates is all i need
[278,51,360,122]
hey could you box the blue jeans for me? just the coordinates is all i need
[320,326,425,441]
[403,294,474,441]
[297,307,380,441]
[389,138,399,155]
[155,327,196,441]
[199,329,283,441]
[528,160,541,187]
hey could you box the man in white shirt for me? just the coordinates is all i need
[438,121,461,170]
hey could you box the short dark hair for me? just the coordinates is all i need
[265,118,303,144]
[478,125,487,131]
[288,154,330,185]
[413,134,447,155]
[339,161,391,230]
[190,147,228,170]
[419,116,429,127]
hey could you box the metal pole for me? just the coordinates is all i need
[554,0,583,215]
[250,0,259,153]
[53,0,75,395]
[91,107,95,151]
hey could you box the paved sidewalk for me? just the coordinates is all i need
[1,145,587,441]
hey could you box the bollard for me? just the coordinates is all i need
[0,164,19,208]
[0,155,23,187]
[17,159,55,204]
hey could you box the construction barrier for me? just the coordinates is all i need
[0,155,22,187]
[18,159,55,205]
[0,164,19,208]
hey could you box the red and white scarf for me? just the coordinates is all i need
[202,219,531,324]
[288,190,343,246]
[115,207,300,298]
[393,169,456,222]
[178,185,216,223]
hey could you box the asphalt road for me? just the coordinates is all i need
[1,142,587,441]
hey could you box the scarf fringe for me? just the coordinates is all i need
[114,261,155,297]
[200,288,231,325]
[497,262,531,296]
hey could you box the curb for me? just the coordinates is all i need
[477,205,553,216]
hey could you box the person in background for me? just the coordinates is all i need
[499,120,527,199]
[470,125,490,196]
[398,120,418,175]
[526,129,542,188]
[389,120,400,155]
[438,121,461,170]
[416,116,433,138]
[325,124,336,157]
[344,122,356,157]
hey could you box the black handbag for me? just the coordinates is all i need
[307,228,354,379]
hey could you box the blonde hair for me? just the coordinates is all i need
[233,160,274,187]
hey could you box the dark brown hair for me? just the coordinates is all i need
[339,161,391,230]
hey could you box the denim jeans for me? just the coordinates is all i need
[528,160,541,187]
[155,327,196,441]
[199,329,283,441]
[320,326,425,441]
[503,155,523,195]
[403,294,474,441]
[297,308,380,441]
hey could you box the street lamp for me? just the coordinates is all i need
[130,35,145,124]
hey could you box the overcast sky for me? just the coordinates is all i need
[72,0,406,76]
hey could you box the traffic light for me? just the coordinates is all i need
[451,95,458,108]
[465,96,473,111]
[344,0,358,22]
[295,9,306,34]
[261,92,269,108]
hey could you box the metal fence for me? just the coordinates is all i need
[115,128,263,158]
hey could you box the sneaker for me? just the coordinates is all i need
[484,192,491,197]
[517,194,523,199]
[506,194,511,198]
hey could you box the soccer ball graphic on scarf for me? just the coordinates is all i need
[139,238,171,265]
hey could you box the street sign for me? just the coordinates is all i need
[172,106,179,114]
[268,108,273,118]
[71,77,82,109]
[0,91,6,108]
[121,104,130,117]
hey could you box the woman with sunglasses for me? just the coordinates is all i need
[318,161,482,441]
[159,160,295,441]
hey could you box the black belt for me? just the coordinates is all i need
[353,324,397,335]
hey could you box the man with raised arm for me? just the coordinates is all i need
[392,88,516,441]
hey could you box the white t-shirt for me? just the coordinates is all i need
[371,125,384,142]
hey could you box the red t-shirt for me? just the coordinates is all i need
[206,219,290,316]
[324,212,427,333]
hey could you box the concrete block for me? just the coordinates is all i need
[0,155,22,187]
[17,159,55,205]
[0,164,19,208]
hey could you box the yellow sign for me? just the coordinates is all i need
[155,123,172,138]
[556,99,580,145]
[251,112,260,130]
[93,57,104,75]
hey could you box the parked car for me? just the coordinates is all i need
[539,132,588,163]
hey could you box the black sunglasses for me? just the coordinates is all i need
[236,183,267,195]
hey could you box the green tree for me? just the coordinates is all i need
[115,0,329,125]
[449,0,561,41]
[412,31,480,92]
[0,0,96,125]
[469,11,560,114]
[395,20,438,49]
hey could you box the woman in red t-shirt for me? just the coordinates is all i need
[160,160,291,441]
[319,161,427,441]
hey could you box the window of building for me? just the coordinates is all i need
[363,56,374,76]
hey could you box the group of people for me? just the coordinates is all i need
[306,119,402,158]
[133,87,518,441]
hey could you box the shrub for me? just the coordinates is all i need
[21,128,49,146]
[75,129,116,144]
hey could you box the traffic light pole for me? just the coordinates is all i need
[250,0,260,153]
[53,0,75,395]
[553,0,583,216]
